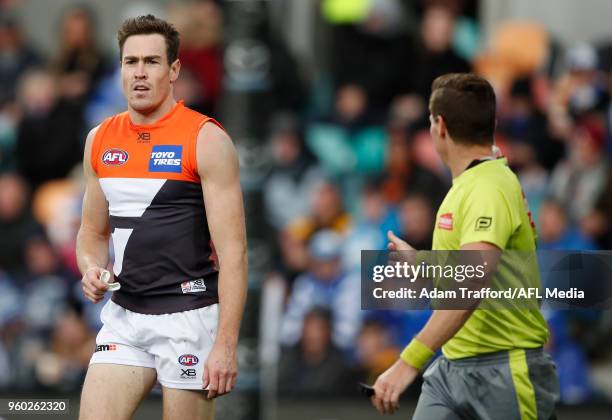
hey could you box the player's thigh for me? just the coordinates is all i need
[162,387,214,420]
[79,363,157,420]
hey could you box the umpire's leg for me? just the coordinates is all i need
[412,358,461,420]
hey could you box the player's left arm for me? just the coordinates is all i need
[197,121,248,399]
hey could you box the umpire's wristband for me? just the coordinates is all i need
[400,338,435,370]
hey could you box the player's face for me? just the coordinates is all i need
[121,34,179,114]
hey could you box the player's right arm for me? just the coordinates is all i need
[76,126,110,303]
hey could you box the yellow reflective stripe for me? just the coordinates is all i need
[508,349,537,420]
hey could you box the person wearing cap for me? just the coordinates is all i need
[549,43,608,134]
[280,229,361,351]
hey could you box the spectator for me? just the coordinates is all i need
[498,77,565,171]
[0,16,42,174]
[15,69,84,189]
[0,101,19,173]
[537,200,598,250]
[280,230,361,350]
[278,307,354,396]
[84,66,126,127]
[354,319,399,384]
[548,117,609,224]
[172,0,223,115]
[10,235,74,389]
[18,235,75,331]
[0,15,42,106]
[537,198,597,405]
[397,193,435,250]
[325,0,415,109]
[342,184,396,272]
[263,113,325,231]
[0,272,23,388]
[548,44,609,142]
[561,45,608,118]
[376,129,448,208]
[52,5,109,104]
[581,167,612,249]
[0,173,40,273]
[281,181,351,274]
[306,85,387,196]
[410,4,471,102]
[498,80,554,219]
[31,179,83,278]
[35,301,95,390]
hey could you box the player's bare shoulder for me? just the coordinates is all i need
[83,125,101,177]
[196,120,239,180]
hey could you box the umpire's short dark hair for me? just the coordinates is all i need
[429,73,496,146]
[117,14,180,64]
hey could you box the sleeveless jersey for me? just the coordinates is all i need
[91,101,220,314]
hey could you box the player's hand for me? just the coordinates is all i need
[81,267,109,303]
[203,339,238,399]
[371,359,418,415]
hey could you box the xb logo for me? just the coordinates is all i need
[181,368,197,378]
[138,132,150,141]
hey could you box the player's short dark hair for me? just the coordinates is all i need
[429,73,496,145]
[117,14,180,64]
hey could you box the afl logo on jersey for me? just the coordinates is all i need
[102,149,129,166]
[178,354,199,366]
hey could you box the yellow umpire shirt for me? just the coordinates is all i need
[432,157,549,359]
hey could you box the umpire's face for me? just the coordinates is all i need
[121,33,180,114]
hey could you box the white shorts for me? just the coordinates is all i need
[89,299,218,390]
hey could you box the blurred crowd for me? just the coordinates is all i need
[1,0,612,405]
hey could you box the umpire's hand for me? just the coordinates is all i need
[371,359,418,415]
[387,230,414,252]
[81,267,110,303]
[387,230,418,267]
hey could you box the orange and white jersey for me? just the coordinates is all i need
[91,101,220,314]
